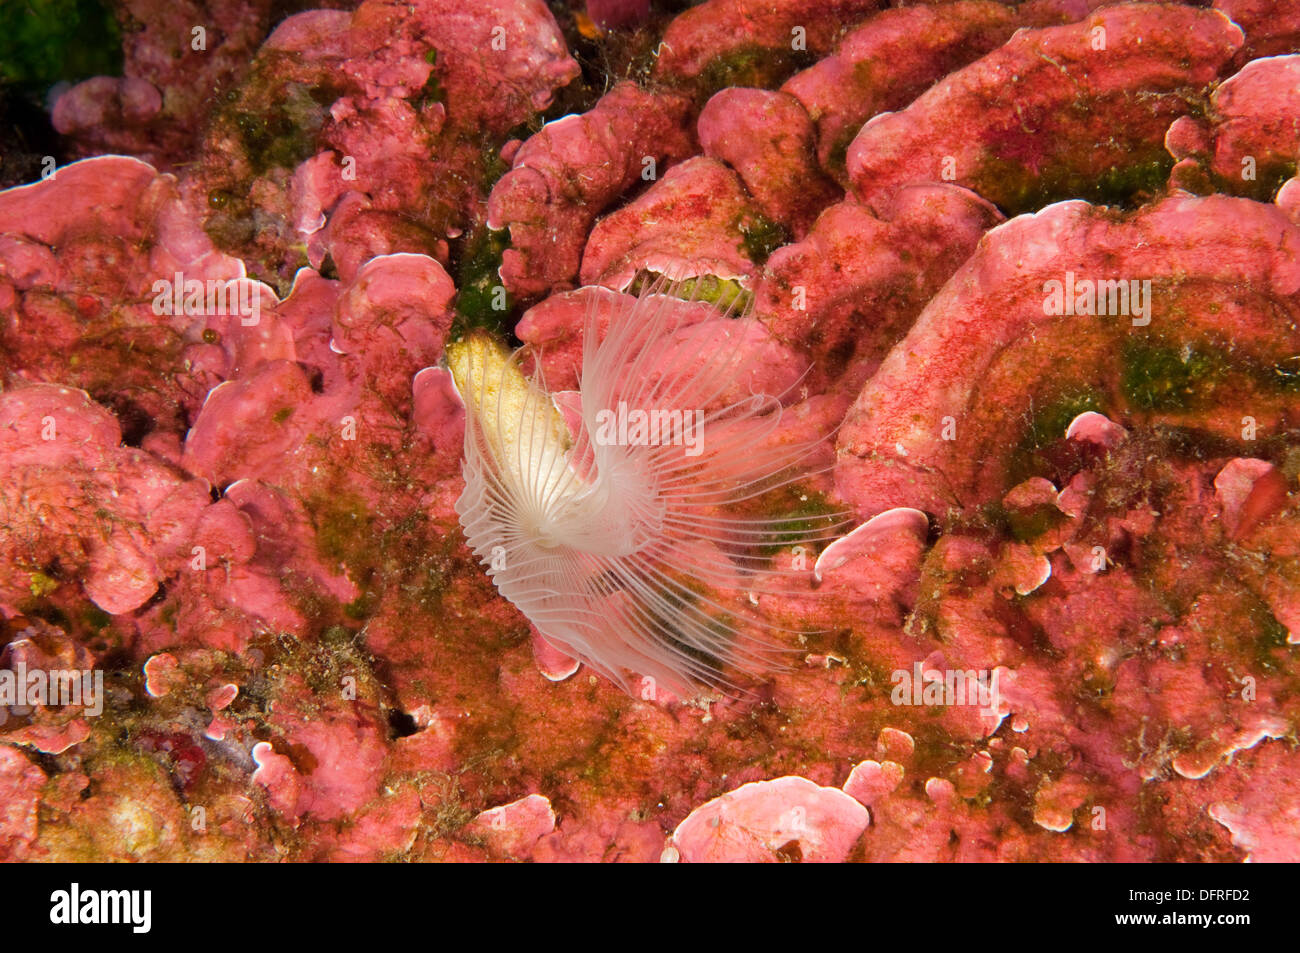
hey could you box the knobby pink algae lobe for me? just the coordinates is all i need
[0,0,1297,863]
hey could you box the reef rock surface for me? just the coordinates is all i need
[0,0,1296,863]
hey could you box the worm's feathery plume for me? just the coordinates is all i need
[447,279,843,698]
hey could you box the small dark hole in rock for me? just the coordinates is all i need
[106,395,153,447]
[774,839,803,862]
[387,709,419,738]
[300,363,325,394]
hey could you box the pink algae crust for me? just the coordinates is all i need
[0,0,1297,863]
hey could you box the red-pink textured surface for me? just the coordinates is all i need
[0,0,1296,862]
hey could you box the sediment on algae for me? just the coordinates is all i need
[1,0,1297,862]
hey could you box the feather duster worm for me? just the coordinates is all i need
[447,280,843,698]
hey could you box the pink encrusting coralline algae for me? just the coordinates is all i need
[0,0,1296,862]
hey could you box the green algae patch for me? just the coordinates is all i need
[737,211,790,265]
[1023,391,1104,451]
[1218,158,1299,204]
[695,44,814,100]
[477,137,512,193]
[307,487,455,626]
[976,150,1174,216]
[228,77,340,176]
[79,603,114,637]
[1083,155,1176,209]
[1121,340,1231,412]
[627,269,754,313]
[1121,329,1300,417]
[1007,389,1104,485]
[0,0,121,85]
[1005,502,1066,545]
[1227,594,1299,676]
[452,225,515,339]
[825,129,857,181]
[751,491,846,557]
